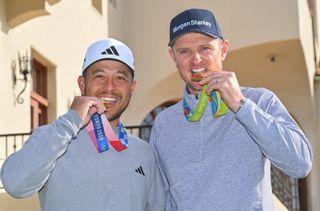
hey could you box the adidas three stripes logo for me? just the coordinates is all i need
[135,166,145,176]
[101,46,119,56]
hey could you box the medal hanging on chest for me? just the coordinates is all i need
[87,113,128,153]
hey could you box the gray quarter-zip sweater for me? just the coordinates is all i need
[150,87,312,211]
[1,110,165,211]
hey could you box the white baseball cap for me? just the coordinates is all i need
[82,38,135,74]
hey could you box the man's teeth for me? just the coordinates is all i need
[101,97,116,109]
[101,97,116,102]
[192,68,206,73]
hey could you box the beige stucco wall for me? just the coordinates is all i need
[0,191,40,211]
[0,0,110,134]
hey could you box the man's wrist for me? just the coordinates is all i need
[235,97,247,113]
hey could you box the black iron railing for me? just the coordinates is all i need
[0,132,31,160]
[271,165,300,210]
[0,127,301,210]
[125,125,153,142]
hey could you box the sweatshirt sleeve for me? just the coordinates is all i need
[235,90,313,178]
[0,109,83,198]
[145,146,166,211]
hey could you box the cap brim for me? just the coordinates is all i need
[82,58,134,77]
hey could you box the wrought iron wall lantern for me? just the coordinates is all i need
[11,52,32,104]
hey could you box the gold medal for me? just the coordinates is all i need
[100,97,115,109]
[192,73,203,82]
[103,101,112,108]
[191,67,206,82]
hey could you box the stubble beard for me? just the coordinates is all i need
[107,97,130,123]
[177,66,202,95]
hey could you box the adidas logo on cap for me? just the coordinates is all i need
[82,38,135,74]
[101,46,119,56]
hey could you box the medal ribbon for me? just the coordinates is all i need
[183,85,229,121]
[87,113,128,153]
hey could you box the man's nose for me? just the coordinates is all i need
[103,77,116,91]
[192,52,202,64]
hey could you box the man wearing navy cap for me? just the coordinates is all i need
[150,8,313,210]
[1,38,166,211]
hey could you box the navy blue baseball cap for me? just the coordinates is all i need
[169,8,223,46]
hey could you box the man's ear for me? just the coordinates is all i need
[78,75,85,96]
[131,80,136,95]
[220,39,229,61]
[168,47,178,67]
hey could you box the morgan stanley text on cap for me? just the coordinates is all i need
[82,38,135,74]
[169,8,223,46]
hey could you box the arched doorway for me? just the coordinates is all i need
[140,99,179,142]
